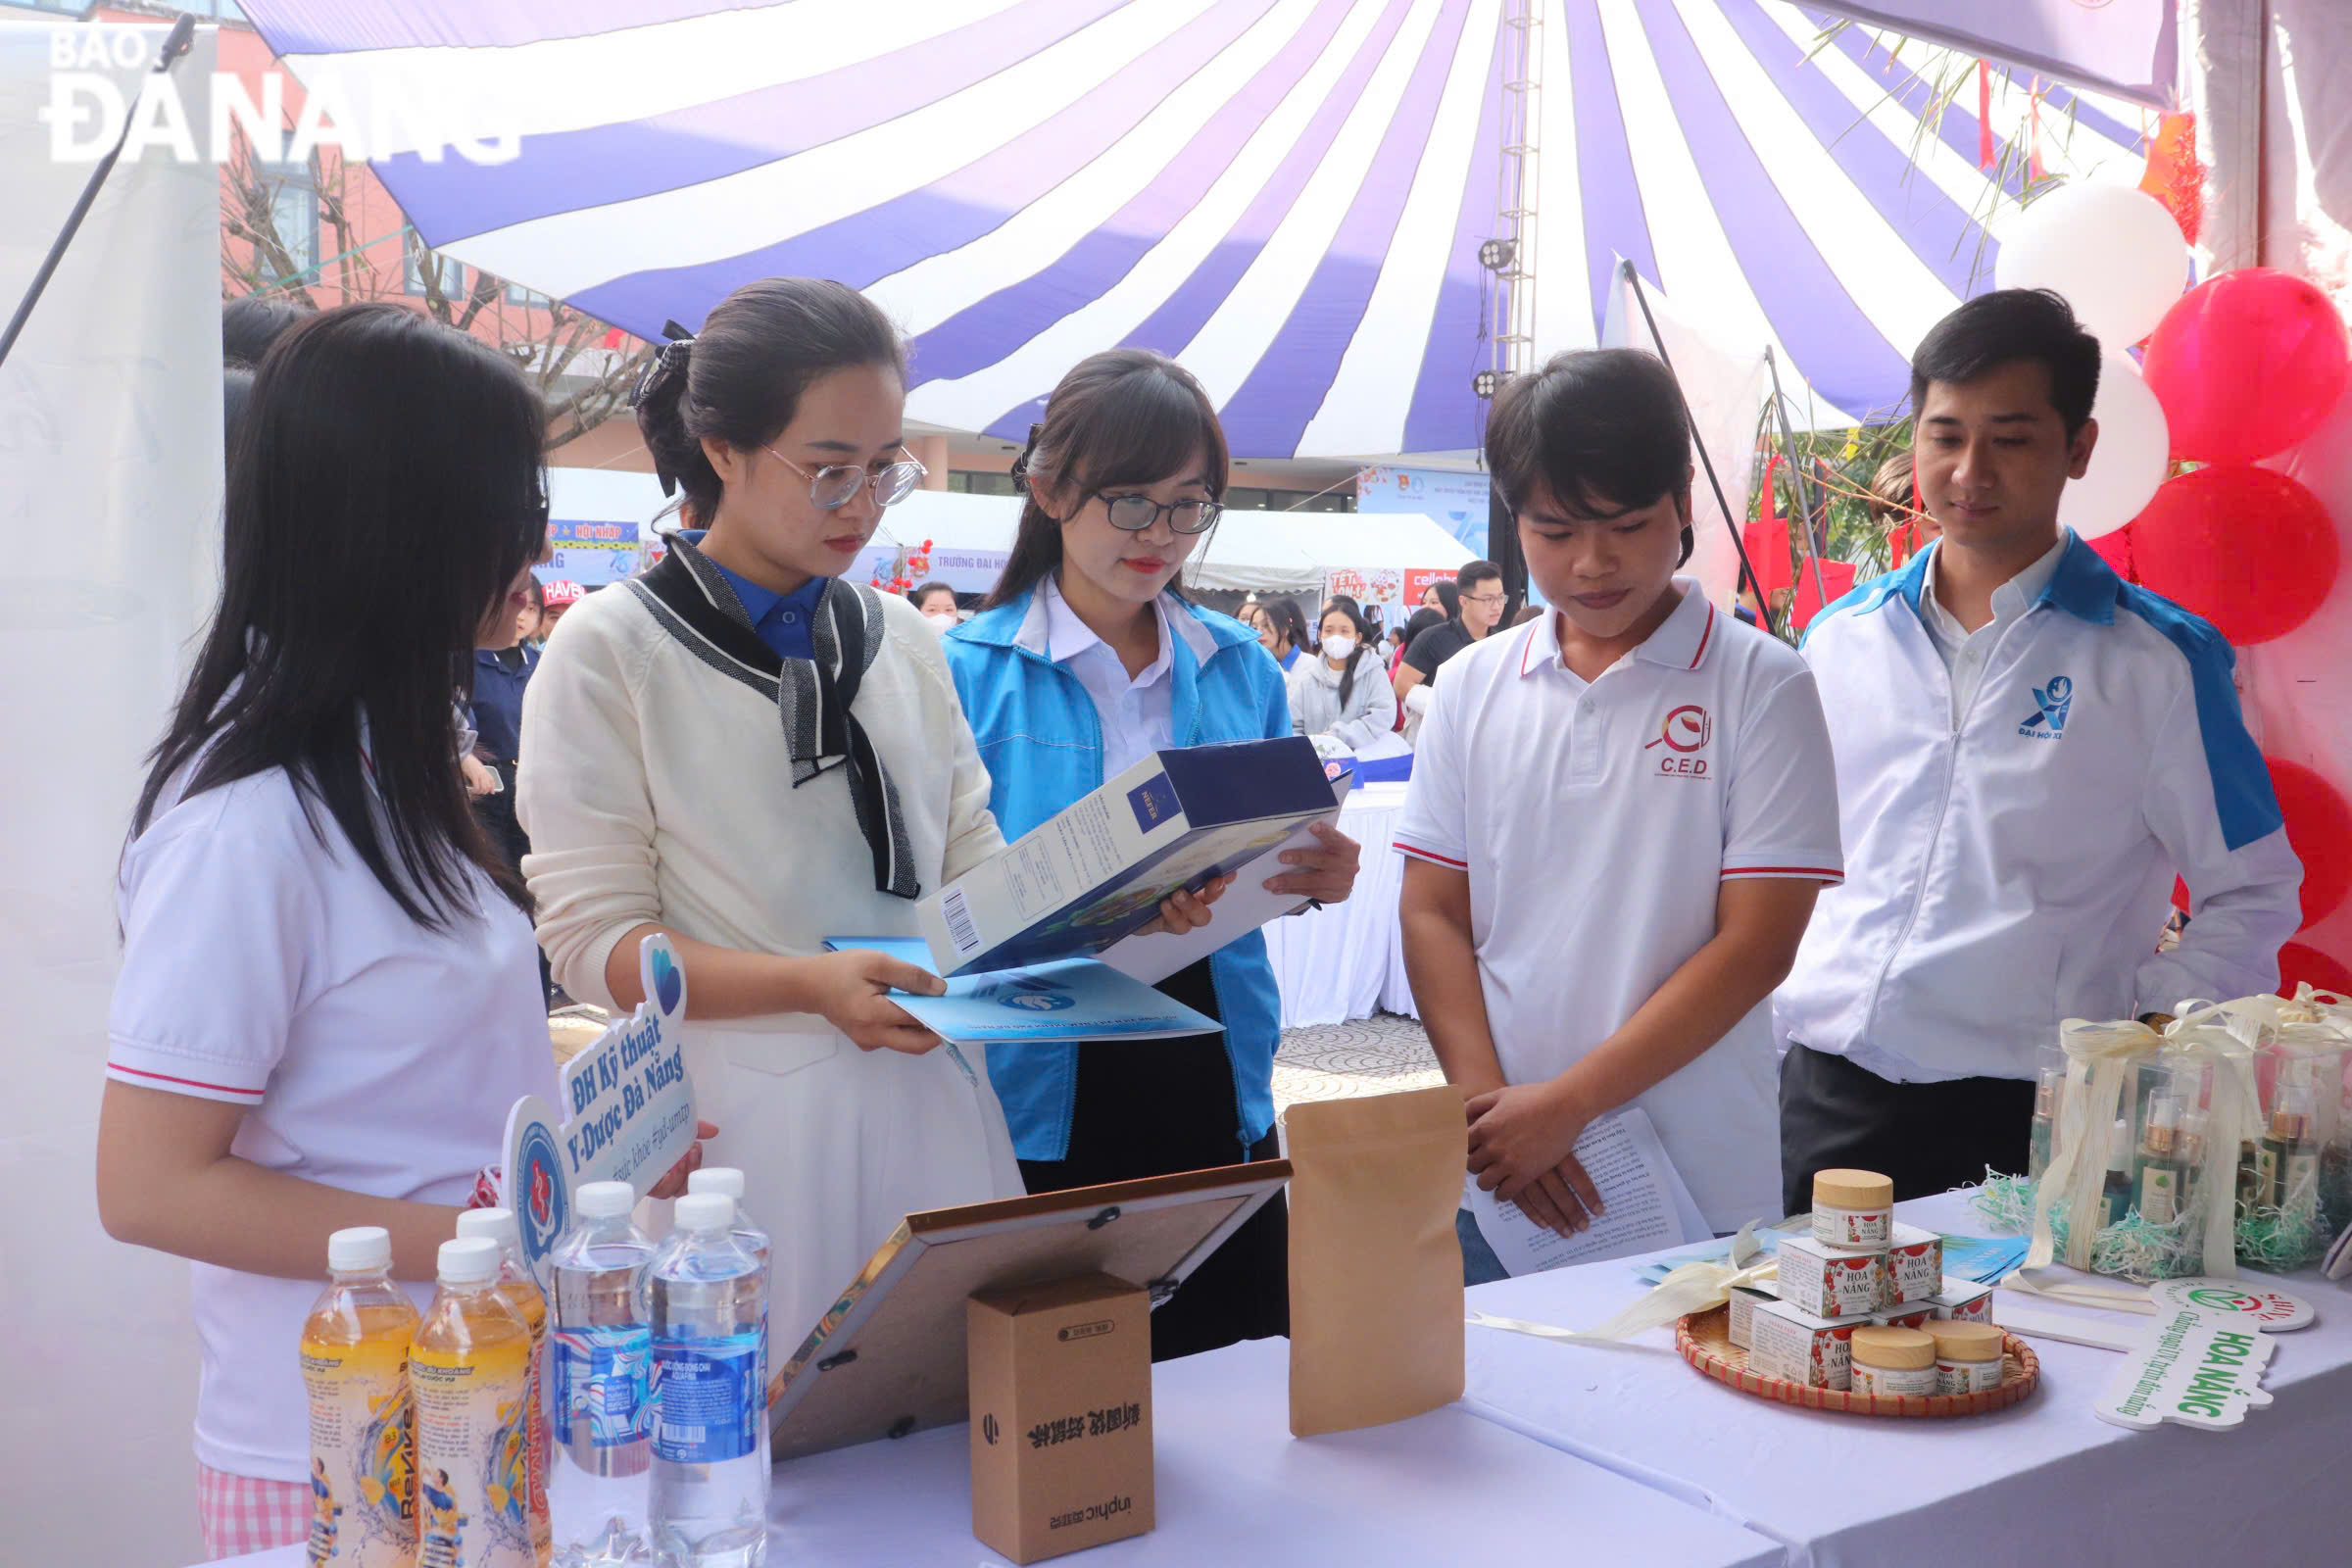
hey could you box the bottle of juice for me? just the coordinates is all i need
[456,1207,551,1567]
[412,1236,536,1568]
[299,1226,420,1567]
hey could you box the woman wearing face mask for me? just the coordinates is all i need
[1288,599,1397,750]
[909,580,959,631]
[943,349,1362,1360]
[517,278,1026,1357]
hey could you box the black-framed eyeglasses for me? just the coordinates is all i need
[1099,494,1222,535]
[1461,591,1507,608]
[765,446,927,510]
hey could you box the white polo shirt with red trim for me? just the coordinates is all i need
[1396,578,1842,1228]
[108,766,551,1481]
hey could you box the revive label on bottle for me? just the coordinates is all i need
[299,1313,418,1568]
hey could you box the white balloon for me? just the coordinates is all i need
[2061,350,2169,541]
[1993,182,2189,347]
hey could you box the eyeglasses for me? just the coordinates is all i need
[1461,592,1507,608]
[1098,493,1223,535]
[765,446,927,510]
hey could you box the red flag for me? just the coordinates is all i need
[1978,61,1994,171]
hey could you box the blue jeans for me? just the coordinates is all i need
[1456,1207,1510,1287]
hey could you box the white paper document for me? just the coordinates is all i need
[1462,1107,1704,1276]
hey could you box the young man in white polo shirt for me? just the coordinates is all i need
[1776,289,2303,1212]
[1397,348,1842,1269]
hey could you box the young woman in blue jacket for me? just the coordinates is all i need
[944,349,1360,1359]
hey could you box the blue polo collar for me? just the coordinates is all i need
[1855,530,2119,627]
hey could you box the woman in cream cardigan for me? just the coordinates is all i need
[525,283,1105,1366]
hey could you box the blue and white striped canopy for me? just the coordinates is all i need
[239,0,2149,454]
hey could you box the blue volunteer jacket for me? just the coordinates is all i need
[943,583,1291,1163]
[1775,534,2303,1084]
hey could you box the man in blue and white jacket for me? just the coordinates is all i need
[1775,288,2303,1212]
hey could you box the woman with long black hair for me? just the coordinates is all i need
[92,304,640,1557]
[1288,597,1397,749]
[943,348,1361,1360]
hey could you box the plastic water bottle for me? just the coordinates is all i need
[412,1236,534,1568]
[298,1226,419,1567]
[455,1207,551,1566]
[684,1167,772,1468]
[649,1192,768,1566]
[547,1180,655,1551]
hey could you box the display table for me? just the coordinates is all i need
[198,1336,1778,1568]
[1261,781,1417,1027]
[1462,1191,2352,1568]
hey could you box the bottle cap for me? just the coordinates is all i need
[575,1181,636,1219]
[1928,1320,2004,1361]
[438,1235,502,1286]
[674,1192,735,1234]
[327,1226,392,1274]
[1812,1169,1893,1209]
[1849,1325,1936,1370]
[688,1167,746,1200]
[456,1207,518,1248]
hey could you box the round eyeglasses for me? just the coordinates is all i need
[765,446,928,510]
[1099,493,1223,535]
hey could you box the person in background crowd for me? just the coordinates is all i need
[538,578,583,639]
[1239,600,1280,661]
[1397,347,1841,1261]
[1865,450,1937,552]
[220,295,310,368]
[909,580,959,630]
[1776,288,2303,1211]
[1288,598,1397,751]
[513,573,545,646]
[1393,560,1505,703]
[95,304,704,1559]
[1508,604,1544,627]
[1427,578,1461,620]
[1260,596,1310,671]
[1393,607,1445,674]
[945,348,1360,1360]
[518,277,1039,1372]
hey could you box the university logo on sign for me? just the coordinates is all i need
[1644,705,1711,777]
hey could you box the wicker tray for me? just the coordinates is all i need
[1676,1304,2039,1417]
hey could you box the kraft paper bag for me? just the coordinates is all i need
[1286,1085,1466,1436]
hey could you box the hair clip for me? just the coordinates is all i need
[628,320,700,412]
[1008,422,1043,494]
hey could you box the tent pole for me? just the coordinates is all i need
[0,16,197,374]
[1619,261,1778,640]
[1764,345,1834,620]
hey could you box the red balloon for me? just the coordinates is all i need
[2270,760,2352,928]
[2278,941,2352,1000]
[2129,466,2338,645]
[2143,269,2351,465]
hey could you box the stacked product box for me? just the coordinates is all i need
[1743,1170,2001,1394]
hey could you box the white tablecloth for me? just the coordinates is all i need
[1261,782,1417,1028]
[202,1337,1778,1568]
[1461,1192,2352,1568]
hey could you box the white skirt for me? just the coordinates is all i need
[681,1017,1024,1366]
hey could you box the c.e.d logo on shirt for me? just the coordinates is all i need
[2019,674,2073,740]
[1644,705,1711,776]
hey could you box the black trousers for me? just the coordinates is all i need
[1778,1044,2035,1218]
[1016,958,1288,1363]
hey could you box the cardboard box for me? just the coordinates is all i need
[1930,1278,1995,1324]
[967,1273,1153,1564]
[918,738,1337,975]
[1728,1282,1778,1350]
[1879,1222,1944,1307]
[1871,1301,1936,1331]
[1747,1299,1872,1390]
[1775,1234,1886,1319]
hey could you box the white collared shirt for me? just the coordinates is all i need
[1396,578,1843,1230]
[1044,572,1174,778]
[1917,532,2069,724]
